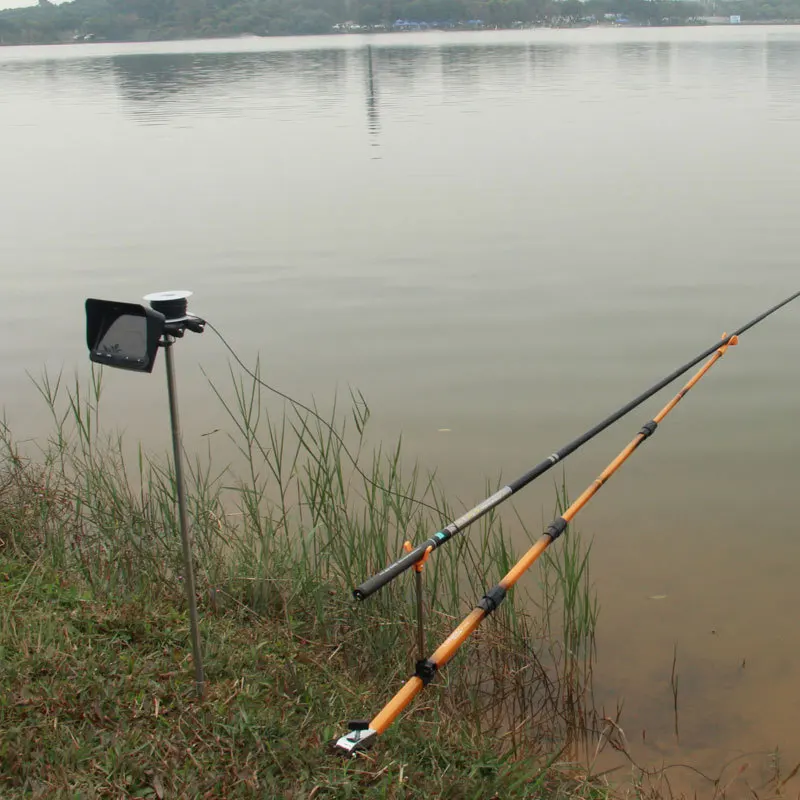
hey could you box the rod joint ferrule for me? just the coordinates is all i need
[477,584,507,615]
[545,517,568,542]
[639,420,658,439]
[415,658,438,686]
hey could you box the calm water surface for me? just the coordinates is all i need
[2,28,800,789]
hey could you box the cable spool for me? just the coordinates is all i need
[144,290,192,321]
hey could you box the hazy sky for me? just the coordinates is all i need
[0,0,53,10]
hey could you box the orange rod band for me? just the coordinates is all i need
[371,676,424,733]
[654,352,720,422]
[563,436,644,522]
[499,535,552,590]
[363,334,739,741]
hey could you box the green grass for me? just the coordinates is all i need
[0,553,608,799]
[0,364,604,797]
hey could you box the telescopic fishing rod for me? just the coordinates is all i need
[353,289,800,602]
[337,332,740,753]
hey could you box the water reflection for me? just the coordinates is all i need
[439,43,531,94]
[0,56,113,91]
[364,45,380,142]
[12,35,796,129]
[370,45,433,93]
[108,49,349,121]
[615,42,660,90]
[654,41,672,82]
[527,43,568,82]
[440,44,483,92]
[766,39,800,118]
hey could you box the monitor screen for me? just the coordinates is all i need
[92,313,149,367]
[86,299,164,373]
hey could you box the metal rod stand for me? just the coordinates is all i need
[404,541,431,664]
[414,567,425,662]
[163,338,205,697]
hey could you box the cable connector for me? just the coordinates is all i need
[477,584,507,615]
[415,658,438,686]
[544,517,568,542]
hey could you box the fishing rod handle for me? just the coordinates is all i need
[353,540,434,600]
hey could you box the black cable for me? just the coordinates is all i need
[205,321,445,517]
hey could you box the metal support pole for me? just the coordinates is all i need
[414,567,425,662]
[163,338,205,697]
[405,542,431,665]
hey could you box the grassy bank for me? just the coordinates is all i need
[0,553,607,798]
[0,367,601,797]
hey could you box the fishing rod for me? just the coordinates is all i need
[353,289,800,602]
[337,332,740,753]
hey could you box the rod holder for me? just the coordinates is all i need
[404,541,432,663]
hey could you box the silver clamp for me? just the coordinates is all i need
[335,726,377,755]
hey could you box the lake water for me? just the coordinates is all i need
[3,27,800,791]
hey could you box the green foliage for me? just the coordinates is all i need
[718,0,800,19]
[582,0,706,22]
[0,364,600,792]
[0,0,340,43]
[0,554,602,798]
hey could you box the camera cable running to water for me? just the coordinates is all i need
[205,322,445,516]
[335,331,743,753]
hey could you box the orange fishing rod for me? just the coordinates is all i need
[335,333,738,754]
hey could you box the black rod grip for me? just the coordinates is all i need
[353,540,433,601]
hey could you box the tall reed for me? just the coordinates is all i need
[0,363,599,756]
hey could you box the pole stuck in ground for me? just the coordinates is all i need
[85,289,207,697]
[162,336,205,697]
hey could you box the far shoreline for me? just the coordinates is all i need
[3,20,800,50]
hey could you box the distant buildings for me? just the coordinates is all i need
[331,19,485,33]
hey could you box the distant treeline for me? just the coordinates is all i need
[0,0,798,45]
